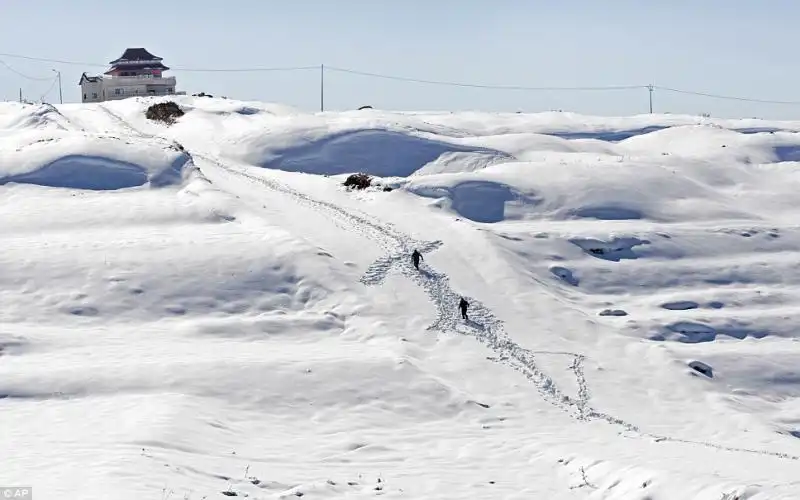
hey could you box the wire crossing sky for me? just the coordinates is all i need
[5,52,800,108]
[1,0,798,118]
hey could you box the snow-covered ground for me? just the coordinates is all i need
[2,96,800,499]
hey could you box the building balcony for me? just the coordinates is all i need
[104,86,185,101]
[102,75,176,86]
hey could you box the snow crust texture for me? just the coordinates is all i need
[2,96,800,499]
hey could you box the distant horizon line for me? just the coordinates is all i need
[4,94,798,123]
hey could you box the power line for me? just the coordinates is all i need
[0,52,316,73]
[0,52,103,69]
[655,85,800,105]
[0,52,645,89]
[3,50,800,106]
[0,52,103,67]
[178,65,318,73]
[166,65,317,73]
[0,59,56,81]
[38,77,58,102]
[327,65,646,91]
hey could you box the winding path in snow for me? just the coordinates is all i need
[98,109,800,463]
[203,158,800,462]
[204,157,599,420]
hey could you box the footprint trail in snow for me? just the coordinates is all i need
[360,240,604,423]
[99,112,800,462]
[203,157,638,431]
[209,160,800,461]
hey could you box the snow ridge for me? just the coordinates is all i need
[84,101,789,474]
[208,158,589,414]
[195,152,799,463]
[102,101,800,466]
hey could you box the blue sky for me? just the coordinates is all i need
[1,0,798,118]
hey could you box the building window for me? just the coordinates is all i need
[92,93,98,99]
[167,88,172,93]
[115,88,121,95]
[83,93,87,100]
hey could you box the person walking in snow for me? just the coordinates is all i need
[411,249,423,270]
[459,297,469,320]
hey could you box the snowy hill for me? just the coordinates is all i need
[1,96,800,499]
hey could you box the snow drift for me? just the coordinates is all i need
[3,95,800,499]
[91,95,800,223]
[0,104,192,190]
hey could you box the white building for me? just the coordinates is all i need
[79,48,184,103]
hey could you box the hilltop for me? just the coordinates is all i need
[1,96,800,499]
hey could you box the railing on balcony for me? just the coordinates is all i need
[105,86,183,100]
[103,74,176,85]
[102,73,170,80]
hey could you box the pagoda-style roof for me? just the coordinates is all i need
[109,48,163,65]
[104,62,170,75]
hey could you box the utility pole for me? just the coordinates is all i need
[648,84,654,113]
[320,64,324,112]
[19,88,22,103]
[52,69,63,104]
